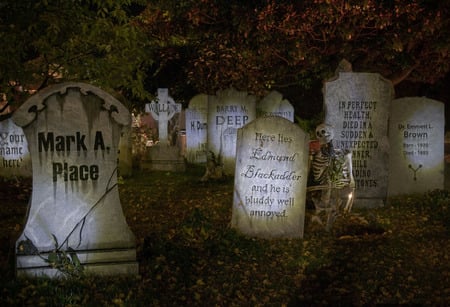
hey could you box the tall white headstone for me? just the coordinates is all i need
[185,94,208,164]
[388,97,444,196]
[13,82,138,277]
[232,116,309,238]
[324,72,393,207]
[207,88,256,175]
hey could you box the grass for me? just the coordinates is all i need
[1,165,449,306]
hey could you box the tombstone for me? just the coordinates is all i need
[13,82,138,277]
[207,88,256,175]
[185,94,208,164]
[324,72,393,207]
[0,116,32,178]
[388,97,444,196]
[257,90,294,122]
[145,88,182,144]
[118,122,133,177]
[231,116,309,238]
[142,88,185,171]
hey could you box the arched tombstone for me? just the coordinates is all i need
[388,97,444,196]
[231,116,309,238]
[13,82,138,277]
[257,90,294,122]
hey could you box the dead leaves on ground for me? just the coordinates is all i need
[1,171,450,305]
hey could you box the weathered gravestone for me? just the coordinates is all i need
[257,90,294,122]
[207,88,256,175]
[324,72,393,207]
[13,82,138,277]
[143,88,185,171]
[185,94,208,164]
[0,116,32,178]
[231,116,309,238]
[388,97,444,196]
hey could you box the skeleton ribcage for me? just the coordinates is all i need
[312,151,351,186]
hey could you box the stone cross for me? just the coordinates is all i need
[145,88,181,144]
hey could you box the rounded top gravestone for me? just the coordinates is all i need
[388,97,444,196]
[13,82,137,277]
[231,116,309,238]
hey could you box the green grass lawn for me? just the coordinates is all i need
[1,166,449,306]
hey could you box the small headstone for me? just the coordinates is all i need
[207,88,256,175]
[257,90,294,122]
[13,82,138,277]
[231,116,309,238]
[324,72,393,207]
[185,94,208,164]
[0,117,32,178]
[388,97,444,196]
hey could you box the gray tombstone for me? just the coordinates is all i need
[0,117,32,178]
[388,97,444,196]
[231,116,309,238]
[257,90,294,122]
[13,82,138,277]
[207,88,256,175]
[324,72,393,207]
[185,94,208,164]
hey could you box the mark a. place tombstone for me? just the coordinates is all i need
[324,72,393,207]
[13,83,138,277]
[388,97,444,196]
[231,117,309,238]
[207,88,256,175]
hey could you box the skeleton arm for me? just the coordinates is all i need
[346,151,355,188]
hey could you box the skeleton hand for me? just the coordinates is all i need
[333,180,350,189]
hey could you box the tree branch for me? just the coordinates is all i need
[389,63,419,86]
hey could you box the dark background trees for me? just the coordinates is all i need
[1,0,449,119]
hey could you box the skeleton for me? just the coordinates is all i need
[308,123,355,230]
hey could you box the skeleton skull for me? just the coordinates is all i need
[315,123,334,145]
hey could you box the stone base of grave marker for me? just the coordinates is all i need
[16,248,138,278]
[141,144,186,172]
